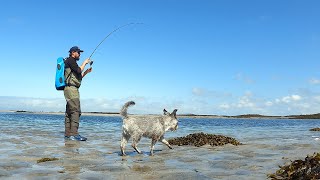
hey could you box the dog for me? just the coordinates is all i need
[120,101,178,156]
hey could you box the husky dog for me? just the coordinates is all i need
[120,101,178,156]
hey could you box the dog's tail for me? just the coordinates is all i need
[120,101,135,118]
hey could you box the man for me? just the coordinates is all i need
[64,46,92,141]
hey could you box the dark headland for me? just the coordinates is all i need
[9,111,320,119]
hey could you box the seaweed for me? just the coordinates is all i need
[268,153,320,179]
[168,132,242,147]
[37,157,59,163]
[310,128,320,131]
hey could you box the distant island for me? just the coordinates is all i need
[6,111,320,119]
[179,113,320,119]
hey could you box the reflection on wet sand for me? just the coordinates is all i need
[64,140,80,154]
[62,140,81,175]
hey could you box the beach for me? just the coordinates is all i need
[0,112,319,179]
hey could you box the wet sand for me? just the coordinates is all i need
[0,113,319,179]
[0,132,319,179]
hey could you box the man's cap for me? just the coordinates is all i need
[69,46,84,53]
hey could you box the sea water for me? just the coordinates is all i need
[0,112,319,179]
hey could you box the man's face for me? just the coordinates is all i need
[72,51,81,60]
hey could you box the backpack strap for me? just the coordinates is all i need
[64,58,73,86]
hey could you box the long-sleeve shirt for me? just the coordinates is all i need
[64,57,82,88]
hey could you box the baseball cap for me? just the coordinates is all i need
[69,46,84,53]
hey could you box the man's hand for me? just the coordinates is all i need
[84,58,91,65]
[82,67,92,78]
[87,67,92,73]
[80,58,92,71]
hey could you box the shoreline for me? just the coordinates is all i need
[1,110,320,120]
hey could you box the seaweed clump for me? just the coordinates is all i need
[168,132,241,147]
[37,157,59,163]
[310,128,320,131]
[268,153,320,180]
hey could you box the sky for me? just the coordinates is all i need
[0,0,320,116]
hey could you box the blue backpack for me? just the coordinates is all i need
[55,57,66,90]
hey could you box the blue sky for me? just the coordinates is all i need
[0,0,320,115]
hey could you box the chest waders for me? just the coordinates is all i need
[64,86,81,136]
[64,66,82,136]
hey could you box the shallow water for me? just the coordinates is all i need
[0,112,319,179]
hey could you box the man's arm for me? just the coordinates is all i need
[67,59,82,74]
[82,67,92,78]
[80,58,90,72]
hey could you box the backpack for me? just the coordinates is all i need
[55,57,66,90]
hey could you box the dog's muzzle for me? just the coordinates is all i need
[174,124,178,131]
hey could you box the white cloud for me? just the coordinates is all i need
[234,73,255,84]
[215,92,317,116]
[0,96,184,115]
[281,96,291,103]
[219,104,230,109]
[0,96,64,112]
[265,94,320,115]
[277,95,301,103]
[216,92,265,115]
[292,95,302,101]
[235,91,257,108]
[192,87,232,98]
[0,91,318,116]
[192,87,205,96]
[314,96,320,102]
[265,101,273,106]
[237,95,255,108]
[309,78,320,85]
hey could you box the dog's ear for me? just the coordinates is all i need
[171,109,178,118]
[163,109,170,115]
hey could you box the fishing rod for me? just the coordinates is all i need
[88,22,143,66]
